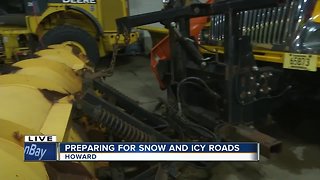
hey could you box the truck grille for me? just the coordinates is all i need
[210,0,313,47]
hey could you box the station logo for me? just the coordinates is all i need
[24,135,57,161]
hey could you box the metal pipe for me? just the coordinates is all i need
[178,105,282,158]
[116,0,283,34]
[217,124,282,158]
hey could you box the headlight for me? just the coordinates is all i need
[291,20,320,54]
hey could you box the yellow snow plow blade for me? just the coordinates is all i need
[0,45,95,179]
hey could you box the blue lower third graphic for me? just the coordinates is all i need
[24,143,57,161]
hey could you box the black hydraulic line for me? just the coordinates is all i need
[177,37,203,65]
[92,79,168,129]
[80,91,171,142]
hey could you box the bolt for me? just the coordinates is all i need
[259,89,264,93]
[252,66,259,72]
[269,72,273,77]
[260,74,265,79]
[250,76,254,80]
[170,22,176,27]
[247,91,252,95]
[268,87,272,91]
[201,62,207,68]
[13,131,23,141]
[256,83,260,86]
[194,7,201,14]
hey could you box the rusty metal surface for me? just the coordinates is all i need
[218,124,282,158]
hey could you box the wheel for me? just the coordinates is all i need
[41,25,100,65]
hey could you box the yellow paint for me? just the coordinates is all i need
[0,45,99,178]
[0,118,41,147]
[0,138,48,180]
[40,102,73,142]
[27,6,66,33]
[0,120,48,178]
[103,32,139,51]
[62,41,87,55]
[200,45,320,68]
[0,86,52,131]
[98,0,128,31]
[35,44,87,70]
[0,27,30,62]
[13,59,82,94]
[311,1,320,23]
[0,74,68,94]
[138,26,169,34]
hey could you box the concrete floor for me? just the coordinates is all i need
[103,55,320,180]
[103,56,166,112]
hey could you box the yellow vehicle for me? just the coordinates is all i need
[0,0,138,64]
[0,44,96,179]
[196,0,320,133]
[199,0,320,72]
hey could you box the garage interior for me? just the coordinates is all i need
[0,0,320,179]
[106,55,320,180]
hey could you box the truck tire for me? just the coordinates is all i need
[41,25,100,65]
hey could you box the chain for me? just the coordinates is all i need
[102,33,120,77]
[103,29,131,77]
[124,29,131,46]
